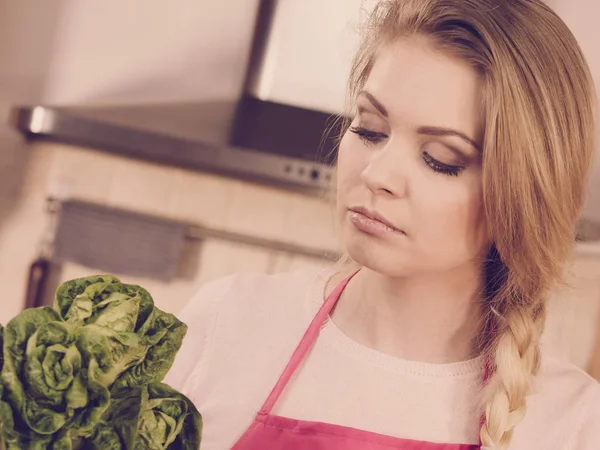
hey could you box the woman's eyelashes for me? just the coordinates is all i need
[349,125,466,177]
[422,151,465,176]
[349,125,387,146]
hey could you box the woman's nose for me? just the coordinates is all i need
[360,145,408,198]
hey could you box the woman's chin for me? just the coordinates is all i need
[342,229,412,277]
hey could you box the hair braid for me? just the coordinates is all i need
[480,295,546,449]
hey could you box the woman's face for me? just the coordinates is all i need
[337,36,488,277]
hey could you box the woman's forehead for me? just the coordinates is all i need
[363,37,484,143]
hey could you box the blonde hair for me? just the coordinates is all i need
[343,1,597,448]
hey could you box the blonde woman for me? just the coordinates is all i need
[166,0,600,448]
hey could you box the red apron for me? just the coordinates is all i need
[231,273,487,449]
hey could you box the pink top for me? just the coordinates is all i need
[165,268,600,450]
[230,270,482,449]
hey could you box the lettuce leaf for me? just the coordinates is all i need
[0,308,110,448]
[112,309,186,390]
[54,276,152,333]
[84,383,201,450]
[54,276,186,388]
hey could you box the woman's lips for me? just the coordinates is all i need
[348,208,404,236]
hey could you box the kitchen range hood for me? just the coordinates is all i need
[11,0,357,194]
[12,96,342,194]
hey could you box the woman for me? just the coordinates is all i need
[166,0,600,449]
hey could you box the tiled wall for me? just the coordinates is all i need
[0,140,55,323]
[0,142,337,322]
[2,141,600,377]
[544,254,600,372]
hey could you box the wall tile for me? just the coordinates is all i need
[196,239,271,285]
[0,215,41,322]
[19,145,55,198]
[167,168,233,229]
[107,157,174,215]
[224,181,291,241]
[0,146,56,324]
[284,193,339,252]
[543,255,600,368]
[46,144,115,203]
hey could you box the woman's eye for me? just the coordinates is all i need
[349,127,466,176]
[349,126,387,146]
[422,151,465,177]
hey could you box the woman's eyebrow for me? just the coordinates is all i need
[358,89,481,152]
[417,126,482,152]
[358,90,388,117]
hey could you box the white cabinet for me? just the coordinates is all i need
[249,0,373,114]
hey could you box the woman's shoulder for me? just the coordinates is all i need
[516,354,600,449]
[177,266,335,342]
[165,267,331,391]
[537,354,599,403]
[184,266,330,317]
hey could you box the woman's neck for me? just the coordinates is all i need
[328,264,486,364]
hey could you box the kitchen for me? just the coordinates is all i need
[0,0,600,447]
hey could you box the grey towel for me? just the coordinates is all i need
[53,200,187,281]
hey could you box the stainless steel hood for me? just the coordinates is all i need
[11,0,350,194]
[12,98,340,194]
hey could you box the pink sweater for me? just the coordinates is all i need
[165,268,600,450]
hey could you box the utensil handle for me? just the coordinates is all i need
[24,258,51,309]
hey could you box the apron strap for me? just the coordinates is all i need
[260,271,358,414]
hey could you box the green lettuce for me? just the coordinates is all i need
[54,276,153,333]
[83,383,201,450]
[54,276,187,388]
[112,308,187,390]
[0,275,200,449]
